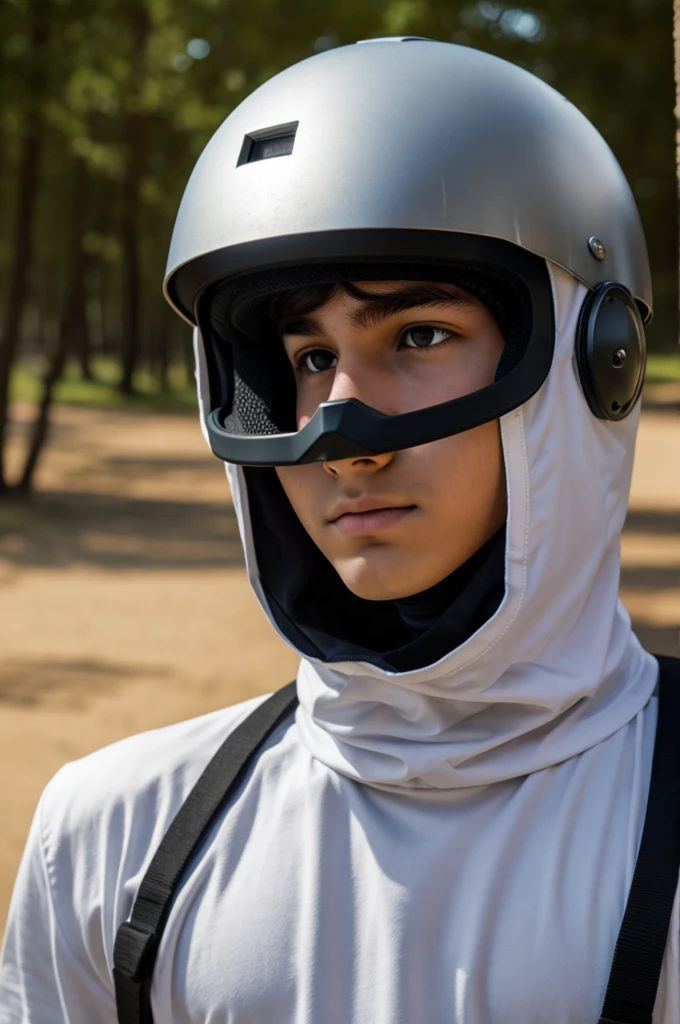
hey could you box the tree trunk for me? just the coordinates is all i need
[70,281,93,382]
[118,4,150,396]
[16,159,89,493]
[73,284,93,381]
[154,307,171,391]
[98,285,111,355]
[118,114,144,394]
[0,5,49,492]
[181,316,195,387]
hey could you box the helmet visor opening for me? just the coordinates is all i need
[195,239,554,466]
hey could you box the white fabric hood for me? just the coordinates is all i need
[195,262,658,790]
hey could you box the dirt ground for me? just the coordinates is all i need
[0,387,677,932]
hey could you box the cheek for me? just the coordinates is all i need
[275,464,327,531]
[459,420,504,480]
[443,332,505,399]
[413,421,506,517]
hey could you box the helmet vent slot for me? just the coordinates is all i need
[238,122,298,166]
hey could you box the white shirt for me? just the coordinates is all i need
[1,686,677,1023]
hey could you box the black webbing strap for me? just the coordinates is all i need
[599,655,680,1024]
[112,681,298,1024]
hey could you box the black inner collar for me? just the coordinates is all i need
[243,467,506,673]
[393,529,505,641]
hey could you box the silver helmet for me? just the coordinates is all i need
[164,38,651,466]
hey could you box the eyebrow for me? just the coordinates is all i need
[280,284,480,336]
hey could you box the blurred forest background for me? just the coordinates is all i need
[0,0,677,495]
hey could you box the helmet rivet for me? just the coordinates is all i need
[612,348,627,368]
[588,236,607,260]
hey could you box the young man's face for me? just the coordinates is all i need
[274,280,507,601]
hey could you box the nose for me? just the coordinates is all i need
[319,360,397,477]
[322,447,395,479]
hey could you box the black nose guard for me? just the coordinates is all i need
[205,328,554,467]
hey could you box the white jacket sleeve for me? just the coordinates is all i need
[0,779,116,1024]
[0,698,270,1024]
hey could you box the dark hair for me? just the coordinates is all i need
[269,282,346,327]
[269,279,490,333]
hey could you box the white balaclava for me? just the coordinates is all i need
[194,261,658,790]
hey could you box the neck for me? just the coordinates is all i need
[394,529,506,640]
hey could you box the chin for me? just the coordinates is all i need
[334,551,461,602]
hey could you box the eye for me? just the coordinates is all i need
[300,349,337,373]
[402,325,453,349]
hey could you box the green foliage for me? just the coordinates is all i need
[646,351,680,383]
[0,0,677,379]
[11,356,197,412]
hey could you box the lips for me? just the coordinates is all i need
[328,500,417,536]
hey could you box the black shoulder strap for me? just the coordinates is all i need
[599,655,680,1024]
[113,681,298,1024]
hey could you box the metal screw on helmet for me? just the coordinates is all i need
[588,236,607,261]
[612,348,627,368]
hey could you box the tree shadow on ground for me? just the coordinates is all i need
[622,510,679,592]
[64,454,223,488]
[0,657,173,708]
[641,383,680,414]
[0,490,245,569]
[621,507,679,658]
[102,455,215,470]
[621,566,678,590]
[632,623,679,660]
[624,509,679,534]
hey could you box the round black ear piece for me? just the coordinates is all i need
[575,281,647,421]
